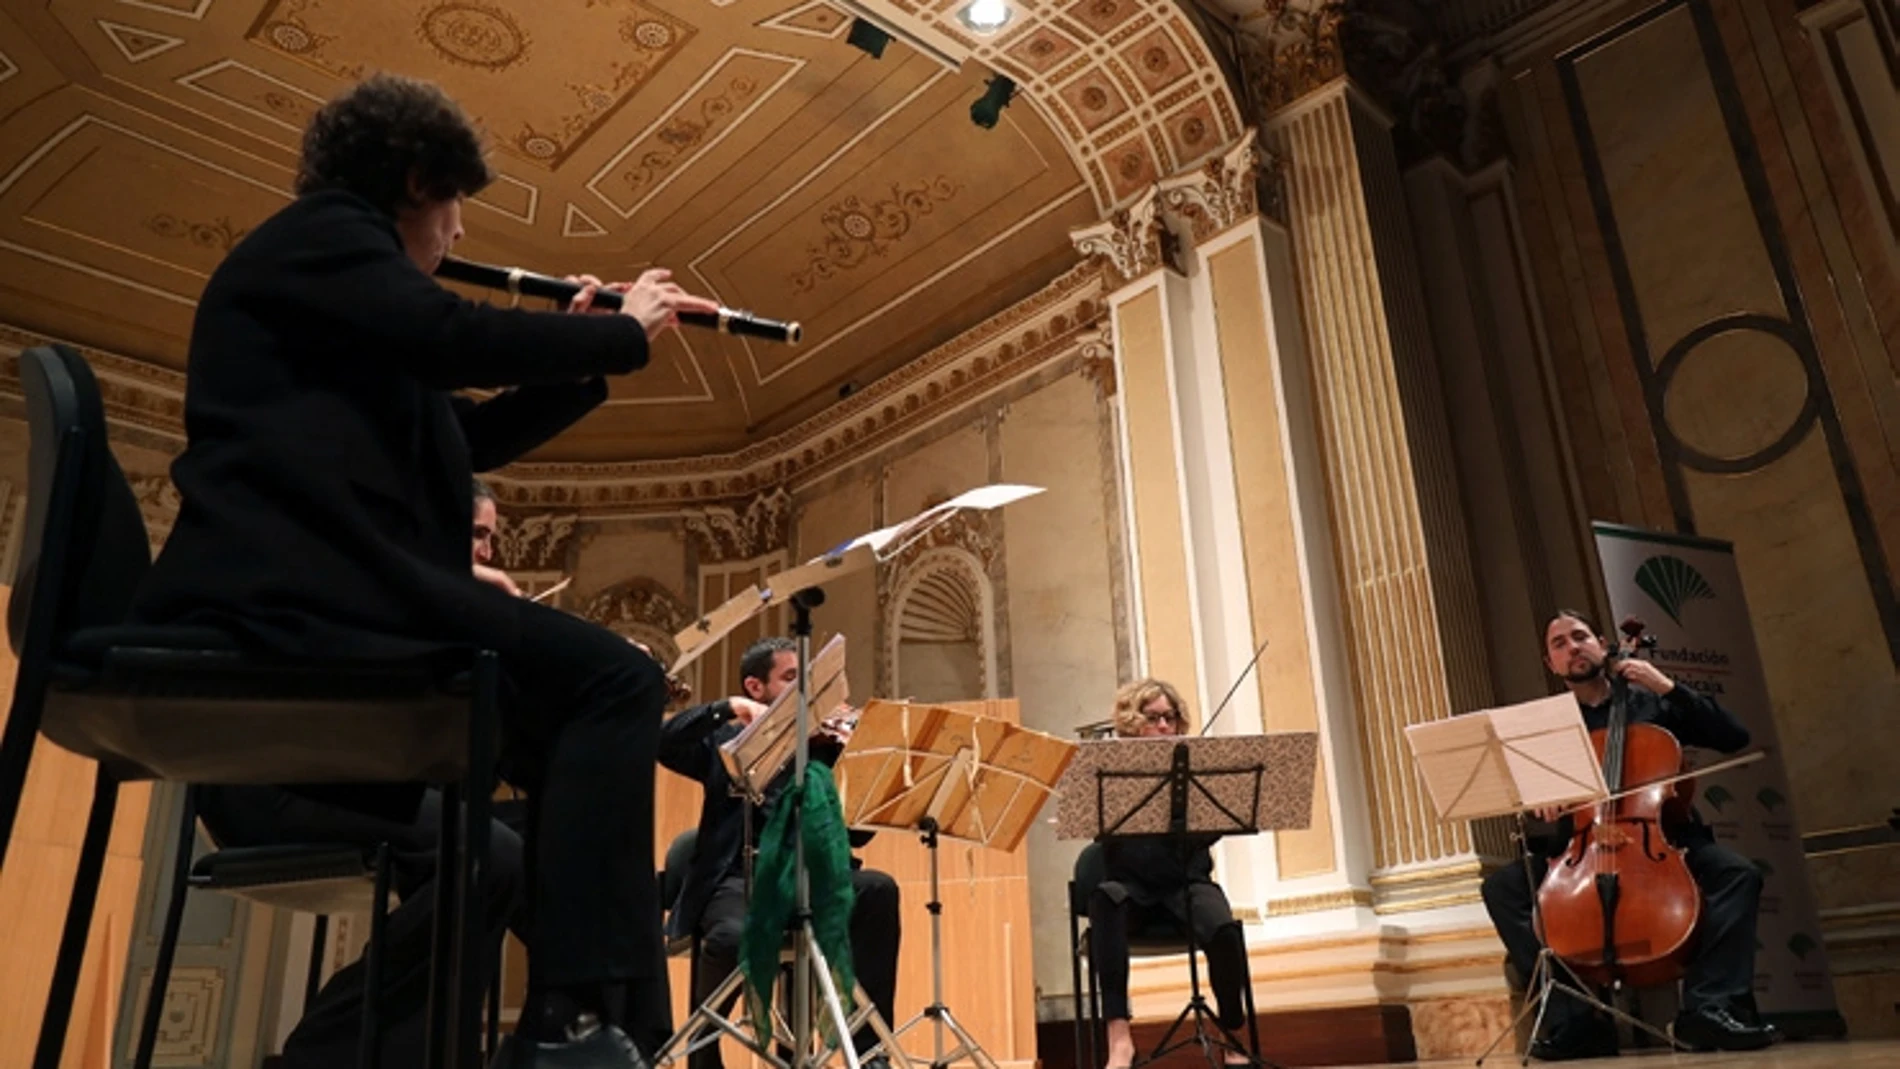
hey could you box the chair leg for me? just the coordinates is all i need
[306,915,330,1012]
[0,689,44,873]
[134,787,200,1069]
[33,768,119,1069]
[1069,902,1086,1069]
[424,782,462,1069]
[361,843,393,1069]
[459,652,499,1063]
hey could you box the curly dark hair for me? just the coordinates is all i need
[295,73,492,217]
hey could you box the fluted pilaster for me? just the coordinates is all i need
[1263,81,1496,905]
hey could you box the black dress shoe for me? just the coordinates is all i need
[1527,1025,1618,1063]
[1673,1006,1776,1052]
[489,1020,652,1069]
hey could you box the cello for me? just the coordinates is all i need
[1533,617,1700,989]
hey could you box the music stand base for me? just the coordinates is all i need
[1144,995,1282,1069]
[1473,949,1686,1067]
[654,920,907,1069]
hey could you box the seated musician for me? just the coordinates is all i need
[130,73,720,1069]
[1090,679,1250,1069]
[1480,610,1774,1060]
[657,637,901,1069]
[192,482,529,1069]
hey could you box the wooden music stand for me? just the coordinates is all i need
[1403,697,1681,1065]
[1404,694,1605,823]
[835,699,1077,1069]
[1051,732,1318,1069]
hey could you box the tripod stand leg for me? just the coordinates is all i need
[654,967,790,1069]
[1475,950,1548,1067]
[800,922,862,1069]
[1543,953,1684,1053]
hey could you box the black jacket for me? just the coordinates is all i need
[131,190,651,815]
[658,700,864,940]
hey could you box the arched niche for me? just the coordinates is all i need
[578,576,691,668]
[887,547,998,704]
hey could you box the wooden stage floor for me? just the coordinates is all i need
[1339,1038,1900,1068]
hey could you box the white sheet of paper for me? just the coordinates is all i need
[818,484,1045,560]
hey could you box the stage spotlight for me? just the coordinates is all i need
[956,0,1012,34]
[847,18,890,58]
[970,75,1016,129]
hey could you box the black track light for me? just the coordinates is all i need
[970,75,1016,130]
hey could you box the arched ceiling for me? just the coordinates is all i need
[0,0,1242,463]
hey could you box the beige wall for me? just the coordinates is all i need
[1477,0,1900,1035]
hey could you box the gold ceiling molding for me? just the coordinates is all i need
[1070,192,1165,284]
[0,0,1219,460]
[0,255,1104,514]
[485,259,1107,510]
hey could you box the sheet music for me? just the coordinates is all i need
[1405,694,1605,821]
[820,484,1044,561]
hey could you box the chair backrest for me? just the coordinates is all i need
[1070,840,1107,916]
[7,345,153,657]
[662,827,698,906]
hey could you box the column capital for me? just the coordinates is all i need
[1155,129,1286,240]
[1069,193,1167,287]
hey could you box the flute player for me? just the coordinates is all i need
[130,72,718,1069]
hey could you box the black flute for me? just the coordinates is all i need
[437,256,802,345]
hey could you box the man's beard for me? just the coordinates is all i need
[1565,657,1605,683]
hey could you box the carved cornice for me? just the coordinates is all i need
[494,512,579,572]
[0,326,186,445]
[683,485,791,563]
[1069,194,1166,285]
[1156,130,1267,242]
[488,262,1106,510]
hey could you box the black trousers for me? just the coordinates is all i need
[498,596,676,1052]
[197,786,526,1069]
[1480,839,1763,1039]
[690,869,902,1069]
[1089,881,1248,1031]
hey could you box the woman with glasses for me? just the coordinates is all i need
[1088,678,1251,1069]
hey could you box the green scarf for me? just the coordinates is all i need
[739,762,858,1048]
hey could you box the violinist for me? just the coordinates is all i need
[1480,611,1774,1060]
[657,637,901,1069]
[1090,679,1251,1069]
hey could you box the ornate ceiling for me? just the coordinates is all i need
[0,0,1245,463]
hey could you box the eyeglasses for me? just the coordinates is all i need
[1140,708,1181,725]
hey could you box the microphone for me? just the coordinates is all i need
[436,256,802,346]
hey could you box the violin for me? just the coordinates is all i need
[1534,616,1699,989]
[814,703,862,746]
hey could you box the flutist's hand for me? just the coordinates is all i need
[618,269,720,338]
[473,562,521,597]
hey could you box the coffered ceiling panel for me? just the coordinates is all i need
[0,0,1240,462]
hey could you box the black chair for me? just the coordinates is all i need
[0,344,499,1069]
[1067,842,1263,1069]
[132,786,397,1069]
[662,826,699,959]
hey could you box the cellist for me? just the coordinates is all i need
[1479,610,1775,1060]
